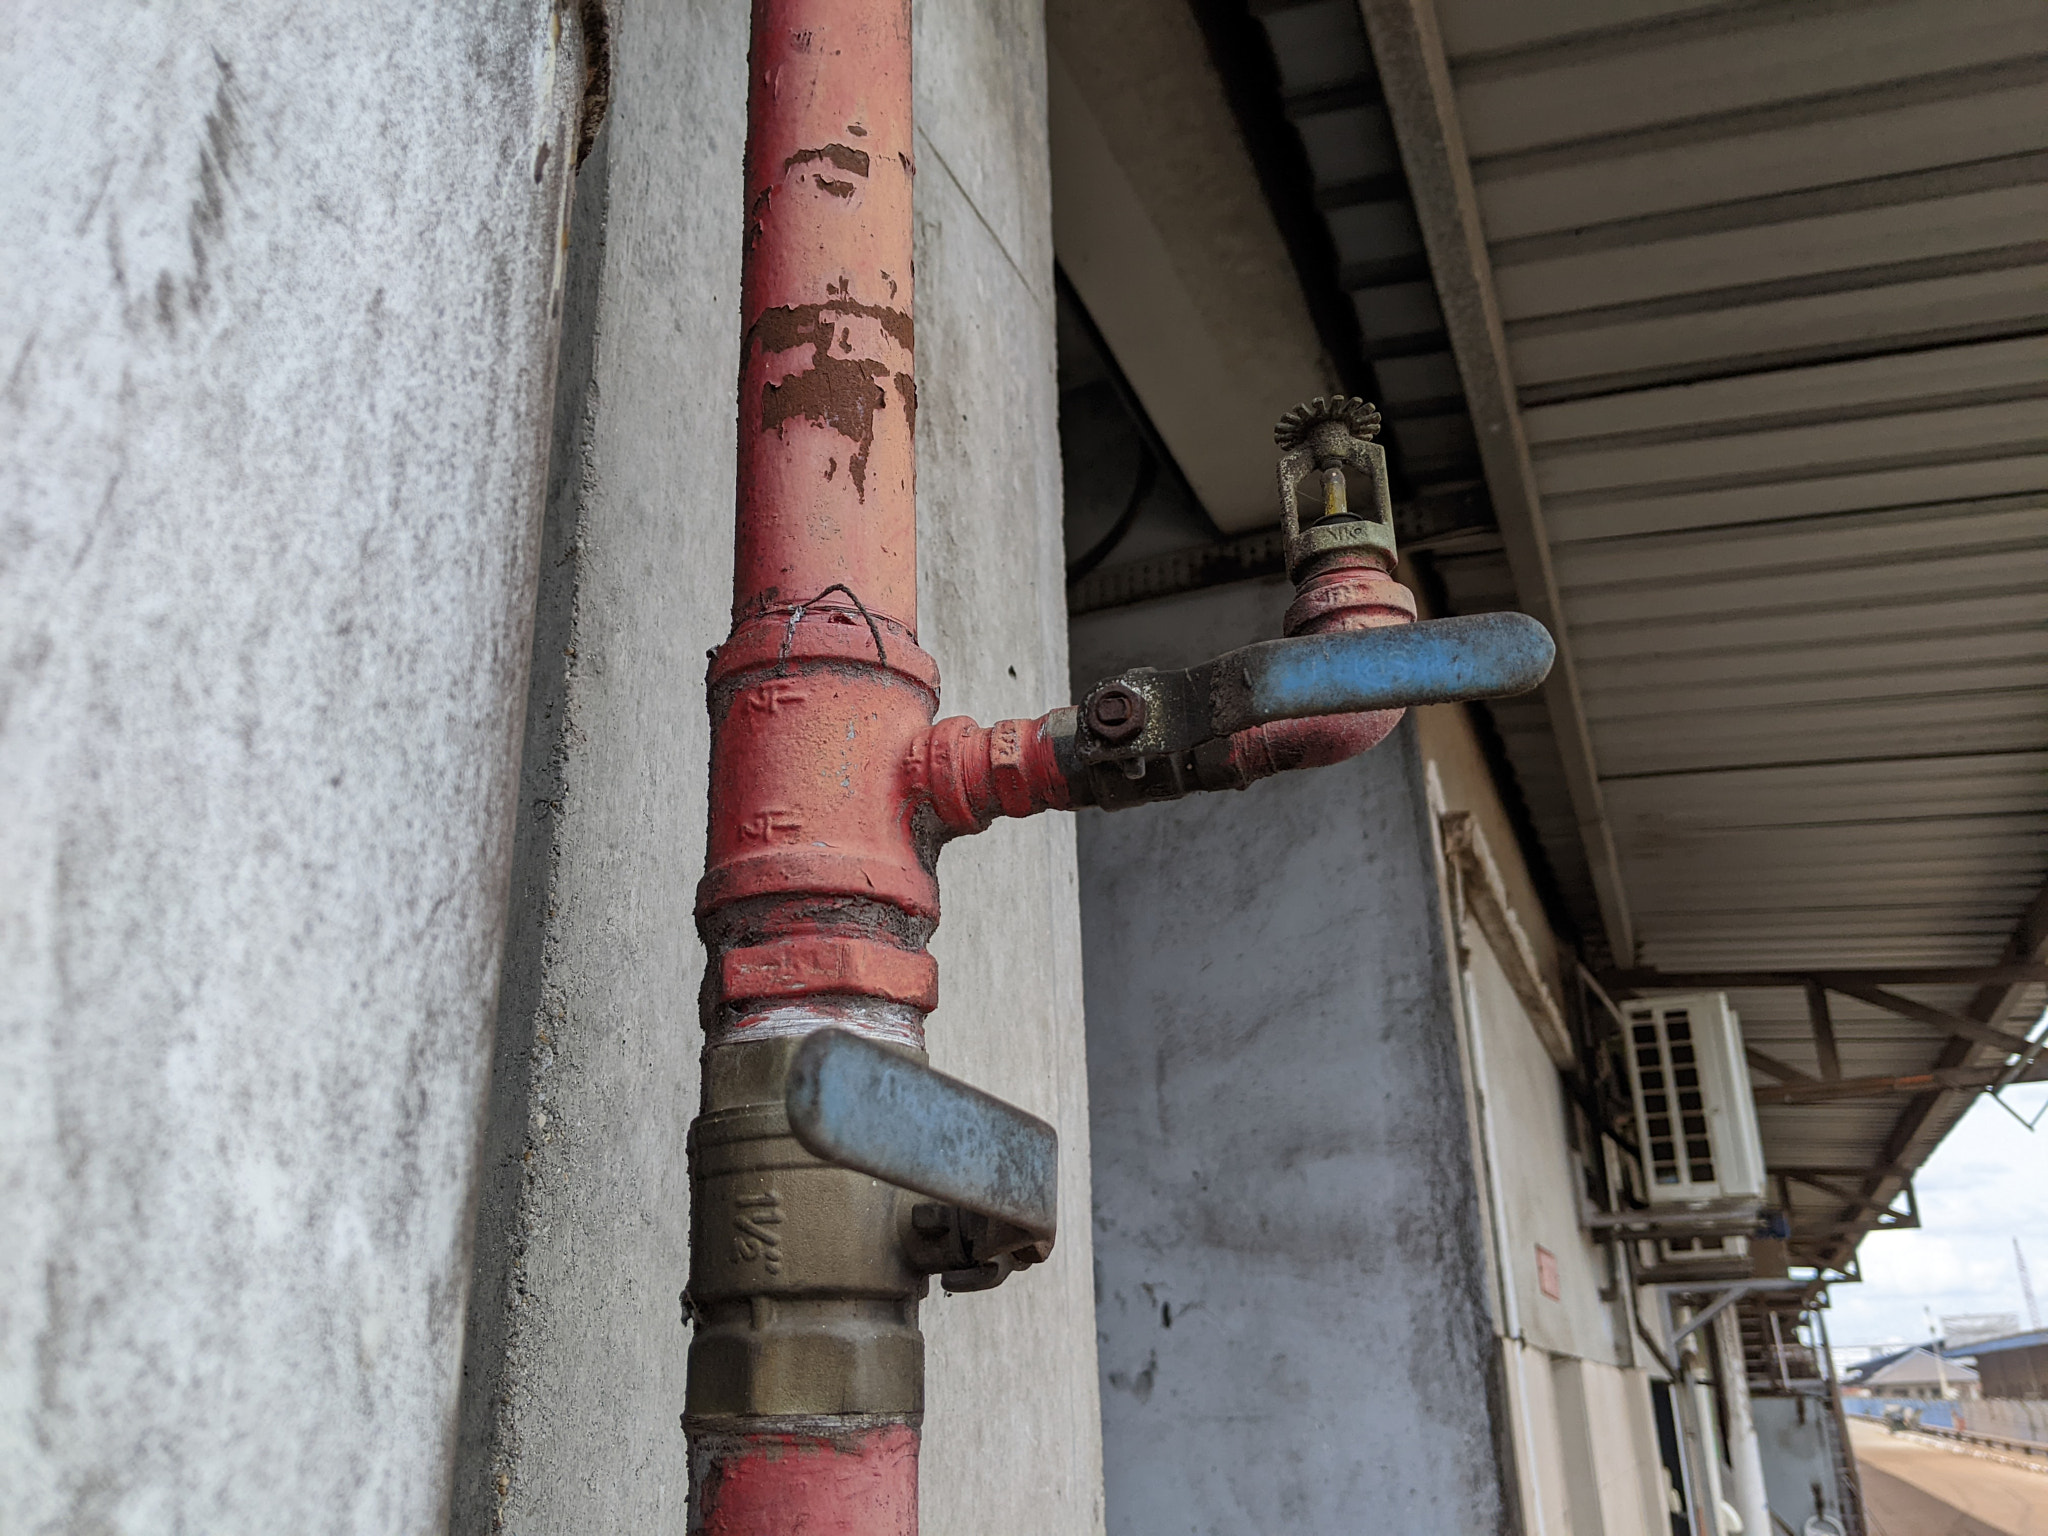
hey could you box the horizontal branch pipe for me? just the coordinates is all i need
[912,576,1557,832]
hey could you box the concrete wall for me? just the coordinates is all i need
[447,3,747,1527]
[911,3,1107,1527]
[1045,0,1337,530]
[2,4,587,1530]
[1073,578,1514,1535]
[452,2,1104,1532]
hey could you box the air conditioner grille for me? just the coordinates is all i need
[1633,1007,1716,1187]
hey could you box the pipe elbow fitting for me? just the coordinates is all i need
[1220,707,1406,782]
[1207,557,1416,788]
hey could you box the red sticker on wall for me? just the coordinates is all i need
[1536,1245,1561,1301]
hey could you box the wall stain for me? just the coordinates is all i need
[179,52,243,327]
[1107,1349,1158,1404]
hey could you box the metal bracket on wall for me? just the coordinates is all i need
[1581,1196,1766,1243]
[1659,1278,1815,1351]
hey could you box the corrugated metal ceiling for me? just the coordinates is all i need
[1435,0,2048,1263]
[1245,0,2048,1268]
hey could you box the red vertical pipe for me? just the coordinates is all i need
[691,1424,919,1536]
[734,0,917,629]
[694,1,927,1529]
[702,0,937,954]
[701,0,936,941]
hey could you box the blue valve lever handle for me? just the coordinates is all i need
[787,1028,1060,1249]
[1076,610,1556,764]
[1227,612,1554,733]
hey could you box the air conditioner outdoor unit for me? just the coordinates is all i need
[1622,992,1766,1267]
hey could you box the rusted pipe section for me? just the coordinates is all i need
[911,400,1450,831]
[1206,555,1414,783]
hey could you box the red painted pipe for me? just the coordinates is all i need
[1211,556,1414,779]
[691,1423,918,1536]
[704,0,935,1012]
[695,0,931,1527]
[913,557,1417,833]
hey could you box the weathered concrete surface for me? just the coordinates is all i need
[1047,0,1337,530]
[445,1,748,1526]
[1073,581,1513,1534]
[914,2,1105,1529]
[0,4,587,1531]
[453,1,1104,1530]
[446,2,747,1527]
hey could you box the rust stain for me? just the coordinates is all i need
[784,143,870,179]
[751,297,912,356]
[750,299,915,501]
[813,175,856,199]
[891,374,916,437]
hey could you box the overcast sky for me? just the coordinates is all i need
[1822,1075,2048,1356]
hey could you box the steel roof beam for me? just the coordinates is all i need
[1355,0,1634,965]
[1755,1059,2048,1106]
[1604,965,2048,992]
[1805,981,1842,1081]
[1819,874,2048,1271]
[1826,982,2040,1060]
[1745,1048,1816,1087]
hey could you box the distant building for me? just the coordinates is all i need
[1843,1346,1980,1401]
[1957,1330,2048,1400]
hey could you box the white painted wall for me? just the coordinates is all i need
[1459,927,1626,1364]
[2,3,587,1529]
[1441,805,1671,1536]
[451,2,1104,1532]
[1553,1355,1666,1536]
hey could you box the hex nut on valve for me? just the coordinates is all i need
[1085,683,1147,744]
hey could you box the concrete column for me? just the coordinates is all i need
[2,4,589,1530]
[912,1,1106,1529]
[1074,578,1515,1534]
[1715,1312,1773,1536]
[446,3,747,1530]
[451,2,1104,1531]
